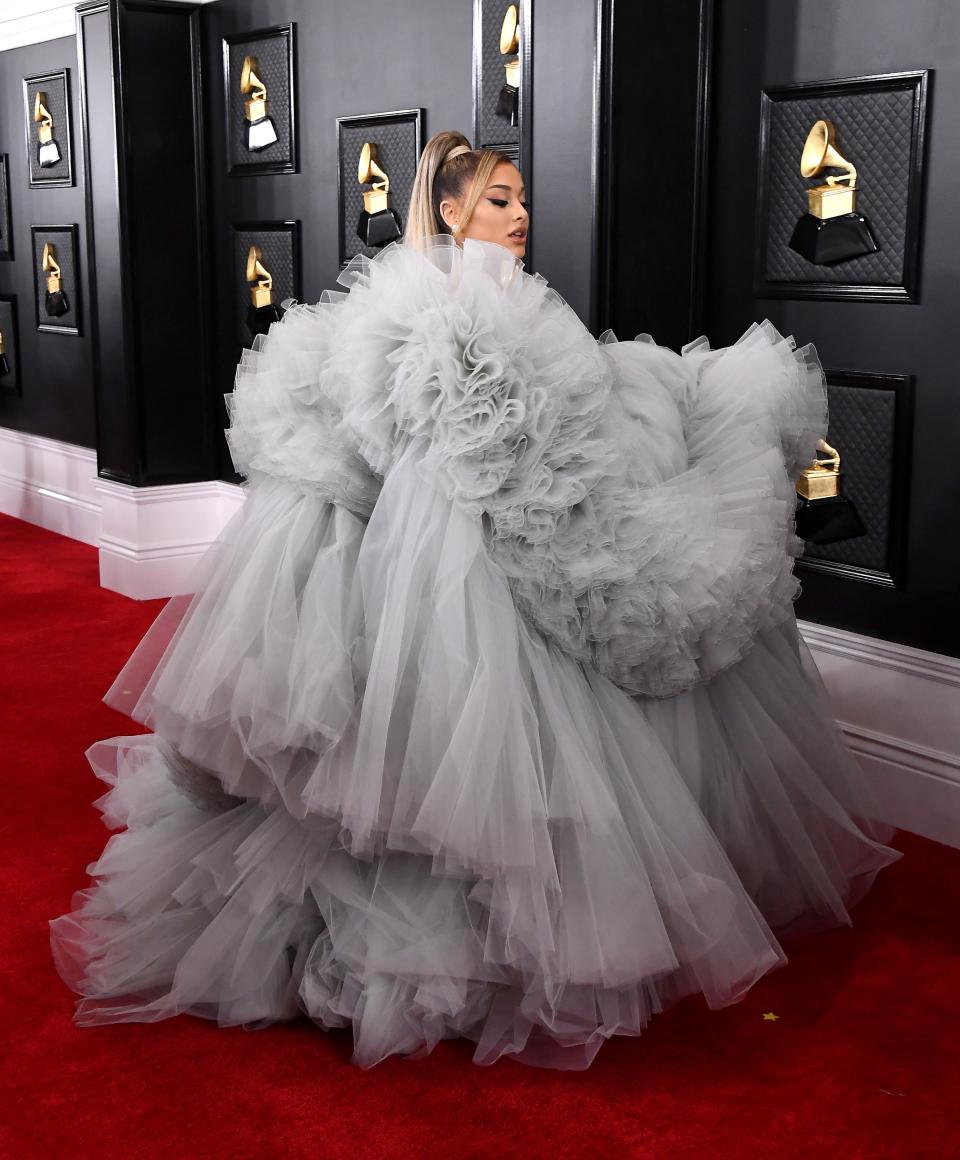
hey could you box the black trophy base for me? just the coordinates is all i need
[45,290,70,317]
[357,208,402,248]
[38,140,62,168]
[246,117,279,152]
[788,212,879,265]
[246,302,284,340]
[795,494,867,545]
[0,353,9,378]
[496,83,519,126]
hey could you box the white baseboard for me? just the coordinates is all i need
[799,620,960,847]
[96,476,246,599]
[0,426,245,599]
[0,427,101,544]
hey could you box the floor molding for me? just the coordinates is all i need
[840,723,960,849]
[96,476,247,599]
[799,620,960,847]
[799,619,960,689]
[0,426,245,598]
[0,427,100,545]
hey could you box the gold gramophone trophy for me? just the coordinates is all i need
[788,119,878,265]
[0,330,9,379]
[495,4,521,126]
[356,142,402,247]
[240,55,279,151]
[42,243,70,317]
[245,244,284,338]
[34,92,62,168]
[794,437,866,544]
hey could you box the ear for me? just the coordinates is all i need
[438,196,459,230]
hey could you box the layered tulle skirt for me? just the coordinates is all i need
[49,405,900,1070]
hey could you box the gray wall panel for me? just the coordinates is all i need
[708,0,959,656]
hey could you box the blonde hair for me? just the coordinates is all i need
[404,130,512,249]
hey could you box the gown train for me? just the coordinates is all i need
[49,236,901,1070]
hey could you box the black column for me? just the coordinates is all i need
[597,0,715,350]
[77,0,214,485]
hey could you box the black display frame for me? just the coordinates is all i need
[0,294,21,397]
[0,154,12,260]
[23,68,74,189]
[222,23,298,177]
[336,108,425,269]
[754,70,930,303]
[230,218,302,348]
[31,223,81,336]
[796,368,914,590]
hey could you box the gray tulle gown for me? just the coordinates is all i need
[49,235,901,1070]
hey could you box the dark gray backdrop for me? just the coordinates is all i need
[708,0,958,656]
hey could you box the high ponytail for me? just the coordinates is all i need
[404,130,511,250]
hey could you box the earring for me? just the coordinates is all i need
[451,222,460,234]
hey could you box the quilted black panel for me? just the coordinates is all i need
[24,72,72,186]
[232,224,299,347]
[477,0,522,148]
[32,226,80,335]
[0,296,20,396]
[802,383,896,574]
[226,28,294,173]
[761,84,916,286]
[338,115,421,265]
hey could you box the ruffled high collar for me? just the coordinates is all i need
[459,236,524,287]
[334,233,525,298]
[414,233,524,289]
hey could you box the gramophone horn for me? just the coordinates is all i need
[357,142,389,190]
[245,243,272,291]
[240,55,266,99]
[41,242,61,280]
[800,119,857,187]
[500,4,519,54]
[34,92,53,129]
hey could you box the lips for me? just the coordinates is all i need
[509,230,527,241]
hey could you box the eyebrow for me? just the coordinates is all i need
[487,183,526,194]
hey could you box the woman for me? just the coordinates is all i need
[49,131,901,1071]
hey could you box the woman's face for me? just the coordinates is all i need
[441,160,529,258]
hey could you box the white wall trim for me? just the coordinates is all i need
[0,2,76,51]
[839,723,960,850]
[0,0,218,53]
[799,620,960,690]
[840,722,960,788]
[0,426,245,599]
[0,426,100,544]
[96,475,246,600]
[799,619,960,848]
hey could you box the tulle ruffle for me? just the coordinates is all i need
[51,438,900,1069]
[48,235,897,1071]
[225,235,829,697]
[49,730,784,1069]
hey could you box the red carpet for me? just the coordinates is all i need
[3,510,960,1160]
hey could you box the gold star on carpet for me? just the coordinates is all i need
[762,1012,780,1022]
